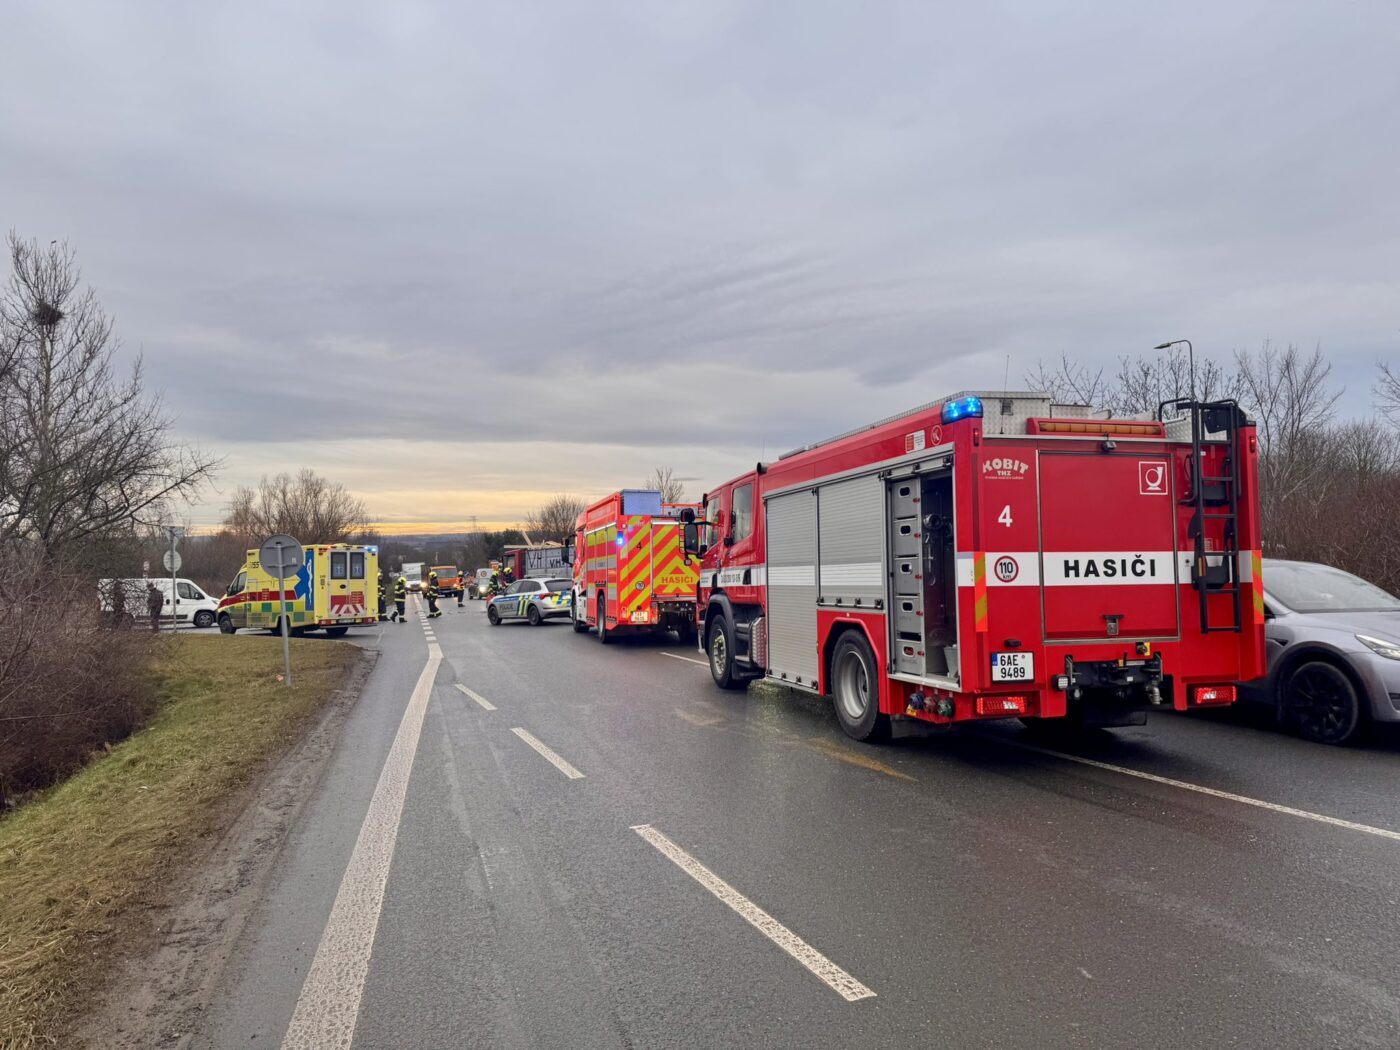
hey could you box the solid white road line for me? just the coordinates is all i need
[1005,738,1400,844]
[631,824,876,1003]
[509,727,585,780]
[455,683,496,711]
[280,640,443,1050]
[660,652,708,667]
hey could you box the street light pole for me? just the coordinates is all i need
[1153,339,1196,404]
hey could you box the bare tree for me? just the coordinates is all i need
[0,234,216,559]
[224,468,370,545]
[642,465,687,503]
[526,494,585,541]
[1108,345,1242,418]
[1233,342,1340,514]
[1024,354,1109,408]
[1026,347,1240,418]
[1376,359,1400,429]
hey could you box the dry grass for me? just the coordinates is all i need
[0,634,359,1050]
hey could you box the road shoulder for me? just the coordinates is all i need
[70,646,376,1050]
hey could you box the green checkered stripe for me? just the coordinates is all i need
[259,601,309,624]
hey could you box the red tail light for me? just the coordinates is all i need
[1191,685,1236,706]
[976,695,1028,716]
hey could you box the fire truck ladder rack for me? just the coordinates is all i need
[1162,398,1246,634]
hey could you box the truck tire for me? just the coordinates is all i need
[1286,660,1364,745]
[194,609,216,629]
[597,594,613,644]
[571,600,588,633]
[527,605,543,626]
[675,618,697,647]
[830,630,890,742]
[706,615,747,691]
[218,614,236,635]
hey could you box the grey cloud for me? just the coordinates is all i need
[2,1,1396,520]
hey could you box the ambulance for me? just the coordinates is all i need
[218,543,380,637]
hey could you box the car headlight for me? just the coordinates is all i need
[1356,634,1400,660]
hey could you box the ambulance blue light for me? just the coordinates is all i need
[941,396,984,424]
[616,534,626,547]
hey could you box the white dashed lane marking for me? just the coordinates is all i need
[455,684,496,711]
[659,652,707,667]
[509,727,585,780]
[631,824,876,1002]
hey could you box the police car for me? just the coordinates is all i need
[486,577,574,626]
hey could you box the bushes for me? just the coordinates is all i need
[0,556,156,807]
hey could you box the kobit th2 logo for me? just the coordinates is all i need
[982,457,1030,480]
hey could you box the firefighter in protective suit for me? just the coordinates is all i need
[391,575,407,623]
[426,571,442,618]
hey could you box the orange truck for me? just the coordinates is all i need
[430,565,464,597]
[567,489,701,643]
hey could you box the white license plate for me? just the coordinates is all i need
[991,651,1034,682]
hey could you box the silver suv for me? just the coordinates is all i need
[1245,559,1400,744]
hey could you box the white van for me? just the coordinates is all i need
[98,577,221,629]
[473,568,493,599]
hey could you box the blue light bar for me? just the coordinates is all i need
[941,396,984,424]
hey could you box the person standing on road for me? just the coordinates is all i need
[145,581,164,632]
[456,571,467,609]
[376,570,388,622]
[391,574,407,623]
[426,571,442,619]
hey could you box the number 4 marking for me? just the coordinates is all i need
[998,505,1013,527]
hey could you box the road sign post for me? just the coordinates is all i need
[259,534,304,687]
[164,527,184,633]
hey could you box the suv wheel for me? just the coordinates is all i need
[1287,660,1364,745]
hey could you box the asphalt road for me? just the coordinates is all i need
[193,596,1400,1049]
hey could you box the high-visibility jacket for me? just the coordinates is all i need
[394,578,407,599]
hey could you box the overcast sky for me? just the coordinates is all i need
[3,1,1396,530]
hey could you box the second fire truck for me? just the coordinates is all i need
[568,489,701,643]
[683,390,1266,740]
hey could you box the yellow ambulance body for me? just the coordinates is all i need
[218,543,379,637]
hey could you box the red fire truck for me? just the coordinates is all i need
[682,391,1266,741]
[568,489,701,643]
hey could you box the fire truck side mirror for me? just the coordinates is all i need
[562,540,574,566]
[682,522,700,554]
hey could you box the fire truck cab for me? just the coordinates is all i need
[686,391,1266,741]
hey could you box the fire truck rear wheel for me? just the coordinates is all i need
[830,631,890,742]
[597,595,613,644]
[571,600,588,633]
[706,616,746,691]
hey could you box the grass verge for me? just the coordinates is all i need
[0,634,361,1050]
